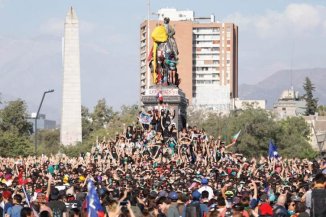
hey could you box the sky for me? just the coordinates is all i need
[0,0,326,121]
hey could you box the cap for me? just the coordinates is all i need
[192,190,201,201]
[169,191,178,201]
[2,190,12,200]
[201,178,208,185]
[259,203,273,216]
[158,190,168,198]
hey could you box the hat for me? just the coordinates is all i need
[192,190,201,201]
[79,176,85,182]
[201,178,208,185]
[259,203,273,216]
[2,190,12,200]
[169,191,178,201]
[158,190,168,198]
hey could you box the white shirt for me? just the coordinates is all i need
[198,185,214,200]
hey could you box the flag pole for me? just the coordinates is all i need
[146,0,151,89]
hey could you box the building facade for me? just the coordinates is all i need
[273,87,306,120]
[140,8,238,110]
[28,113,57,132]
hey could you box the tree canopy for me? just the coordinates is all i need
[303,77,318,115]
[0,99,33,157]
[187,108,316,159]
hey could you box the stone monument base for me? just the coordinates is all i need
[141,85,188,131]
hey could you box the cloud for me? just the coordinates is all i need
[224,3,326,84]
[226,3,326,39]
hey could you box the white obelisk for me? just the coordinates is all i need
[60,7,82,145]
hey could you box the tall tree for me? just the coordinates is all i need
[303,77,318,115]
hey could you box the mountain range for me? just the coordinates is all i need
[239,68,326,108]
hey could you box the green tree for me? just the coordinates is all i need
[37,129,60,155]
[91,99,116,130]
[81,105,93,138]
[0,131,33,157]
[226,109,279,157]
[0,99,33,135]
[275,117,316,158]
[0,99,33,157]
[317,105,326,116]
[303,77,318,115]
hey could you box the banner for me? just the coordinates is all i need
[139,112,153,125]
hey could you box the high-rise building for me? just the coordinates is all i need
[60,7,82,145]
[140,8,238,110]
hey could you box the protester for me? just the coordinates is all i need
[0,109,325,217]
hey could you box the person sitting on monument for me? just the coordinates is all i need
[166,54,178,85]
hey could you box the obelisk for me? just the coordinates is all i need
[60,7,82,145]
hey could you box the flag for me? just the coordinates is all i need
[268,140,279,158]
[139,112,153,125]
[18,171,28,185]
[232,130,241,142]
[156,91,163,103]
[22,185,31,207]
[86,180,105,217]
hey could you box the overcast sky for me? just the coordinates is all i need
[0,0,326,121]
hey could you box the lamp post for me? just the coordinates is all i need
[34,89,54,155]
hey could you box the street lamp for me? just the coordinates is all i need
[34,89,54,155]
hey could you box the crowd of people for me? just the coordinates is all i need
[0,107,326,217]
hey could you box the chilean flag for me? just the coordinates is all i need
[86,180,105,217]
[157,91,163,103]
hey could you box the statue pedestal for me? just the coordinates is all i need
[141,85,188,131]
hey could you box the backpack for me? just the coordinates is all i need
[311,189,326,217]
[185,202,201,217]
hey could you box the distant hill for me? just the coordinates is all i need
[239,68,326,108]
